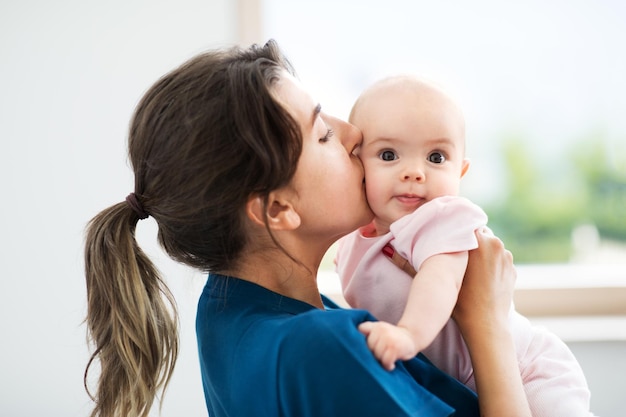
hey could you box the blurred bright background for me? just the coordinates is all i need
[1,1,624,416]
[261,0,626,265]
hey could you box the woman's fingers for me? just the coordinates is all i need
[381,244,417,276]
[454,228,516,330]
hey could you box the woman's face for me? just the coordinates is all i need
[273,72,373,245]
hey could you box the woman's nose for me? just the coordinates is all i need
[328,114,362,153]
[345,123,363,153]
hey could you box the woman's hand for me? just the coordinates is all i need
[454,228,531,417]
[452,227,515,334]
[381,244,417,276]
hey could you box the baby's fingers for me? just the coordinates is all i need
[358,322,398,371]
[358,321,374,337]
[380,348,398,371]
[359,322,383,358]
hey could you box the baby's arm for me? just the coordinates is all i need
[359,251,468,370]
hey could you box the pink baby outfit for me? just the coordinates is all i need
[336,196,593,417]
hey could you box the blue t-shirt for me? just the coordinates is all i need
[196,273,479,417]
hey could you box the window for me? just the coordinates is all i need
[256,0,626,267]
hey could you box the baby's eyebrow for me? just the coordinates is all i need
[425,137,457,148]
[366,136,398,145]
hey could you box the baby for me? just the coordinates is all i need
[336,75,594,417]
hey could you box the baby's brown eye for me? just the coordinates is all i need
[380,150,397,161]
[428,152,446,164]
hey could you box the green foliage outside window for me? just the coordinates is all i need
[484,134,626,263]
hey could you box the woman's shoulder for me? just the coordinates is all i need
[276,307,459,416]
[283,305,371,345]
[277,306,381,371]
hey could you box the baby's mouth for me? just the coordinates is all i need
[396,194,423,202]
[395,194,426,207]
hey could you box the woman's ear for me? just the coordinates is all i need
[246,193,301,231]
[461,158,471,178]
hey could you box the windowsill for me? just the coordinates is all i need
[318,264,626,342]
[527,316,626,342]
[513,264,626,317]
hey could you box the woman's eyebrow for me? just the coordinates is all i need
[312,103,321,126]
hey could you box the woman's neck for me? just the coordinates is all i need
[224,249,325,309]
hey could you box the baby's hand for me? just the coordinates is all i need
[358,321,418,371]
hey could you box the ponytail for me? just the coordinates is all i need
[84,202,178,417]
[82,39,299,416]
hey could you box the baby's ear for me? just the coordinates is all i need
[461,158,471,178]
[246,193,301,231]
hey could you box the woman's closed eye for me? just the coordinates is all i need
[319,128,334,143]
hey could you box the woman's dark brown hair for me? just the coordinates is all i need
[84,40,301,417]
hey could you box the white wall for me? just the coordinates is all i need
[566,341,626,417]
[0,1,238,416]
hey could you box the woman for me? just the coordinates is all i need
[84,40,531,417]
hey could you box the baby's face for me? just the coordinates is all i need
[351,78,469,233]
